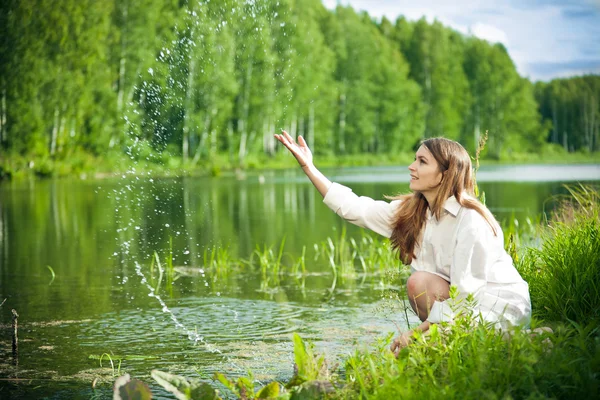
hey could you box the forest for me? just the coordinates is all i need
[0,0,598,178]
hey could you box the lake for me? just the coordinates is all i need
[0,163,598,398]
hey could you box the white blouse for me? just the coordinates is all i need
[323,182,531,329]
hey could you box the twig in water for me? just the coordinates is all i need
[12,309,19,365]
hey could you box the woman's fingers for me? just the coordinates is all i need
[282,130,295,144]
[298,135,307,148]
[275,133,294,150]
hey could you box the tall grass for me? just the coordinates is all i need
[518,184,600,323]
[340,317,598,399]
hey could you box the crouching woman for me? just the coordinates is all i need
[274,132,531,357]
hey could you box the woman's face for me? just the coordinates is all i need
[408,145,443,197]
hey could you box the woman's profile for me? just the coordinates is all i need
[274,130,532,356]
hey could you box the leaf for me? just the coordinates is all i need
[236,376,254,395]
[256,382,280,399]
[290,381,334,400]
[292,333,310,380]
[151,370,192,400]
[113,374,131,400]
[119,379,153,400]
[189,383,221,400]
[214,372,239,395]
[429,323,439,341]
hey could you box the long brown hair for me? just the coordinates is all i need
[389,138,498,264]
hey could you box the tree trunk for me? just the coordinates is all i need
[290,114,297,139]
[50,106,59,156]
[57,114,66,155]
[308,104,315,149]
[0,85,6,144]
[193,112,211,165]
[339,89,346,154]
[227,120,234,162]
[111,2,128,150]
[117,3,128,114]
[238,60,252,164]
[182,56,196,163]
[209,107,218,158]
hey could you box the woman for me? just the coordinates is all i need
[274,131,532,356]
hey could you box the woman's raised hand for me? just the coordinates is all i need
[274,130,313,168]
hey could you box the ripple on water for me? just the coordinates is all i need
[76,296,416,381]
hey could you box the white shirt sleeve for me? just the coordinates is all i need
[427,212,492,323]
[322,182,399,238]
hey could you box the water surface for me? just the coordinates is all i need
[0,163,598,398]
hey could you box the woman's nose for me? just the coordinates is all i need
[408,162,416,171]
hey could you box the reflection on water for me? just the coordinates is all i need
[0,164,598,394]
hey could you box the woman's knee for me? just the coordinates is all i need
[407,271,449,300]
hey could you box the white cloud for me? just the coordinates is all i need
[470,23,509,46]
[321,0,600,80]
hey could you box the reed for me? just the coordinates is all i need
[98,353,121,377]
[250,237,286,290]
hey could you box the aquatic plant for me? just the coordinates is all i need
[95,353,121,377]
[46,265,56,286]
[250,237,286,291]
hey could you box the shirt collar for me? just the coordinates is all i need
[443,195,462,217]
[426,194,463,220]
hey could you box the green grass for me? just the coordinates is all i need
[518,184,600,324]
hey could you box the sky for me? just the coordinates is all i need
[322,0,600,82]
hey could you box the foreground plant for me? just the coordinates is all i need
[519,184,600,323]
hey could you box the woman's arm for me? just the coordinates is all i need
[275,130,397,237]
[274,131,331,197]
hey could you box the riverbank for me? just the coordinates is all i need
[1,144,599,181]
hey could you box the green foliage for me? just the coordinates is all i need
[114,374,153,400]
[519,185,600,323]
[152,370,221,400]
[286,333,329,388]
[341,317,599,399]
[3,0,591,180]
[535,76,600,153]
[214,370,281,399]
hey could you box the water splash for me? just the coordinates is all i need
[132,260,245,374]
[133,260,218,352]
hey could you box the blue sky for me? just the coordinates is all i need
[322,0,600,81]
